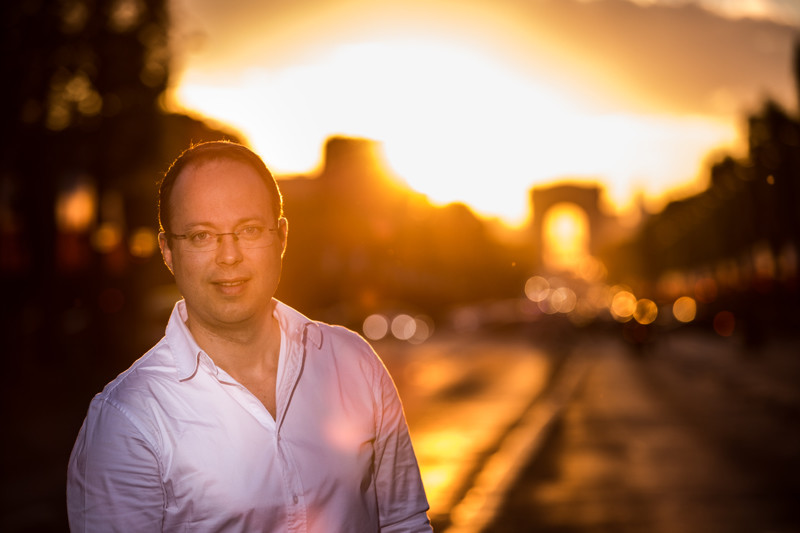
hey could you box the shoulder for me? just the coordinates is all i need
[321,321,372,349]
[317,321,380,359]
[100,337,177,399]
[276,300,391,383]
[314,322,396,389]
[276,300,377,359]
[88,338,179,434]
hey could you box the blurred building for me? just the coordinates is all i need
[610,97,800,340]
[277,136,530,326]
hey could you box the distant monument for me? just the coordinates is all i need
[530,183,613,270]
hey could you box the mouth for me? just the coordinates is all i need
[215,280,246,287]
[212,278,249,293]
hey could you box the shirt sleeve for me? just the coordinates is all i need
[372,361,433,533]
[67,396,166,532]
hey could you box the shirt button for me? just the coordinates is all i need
[292,494,299,504]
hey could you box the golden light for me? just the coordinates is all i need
[610,290,637,322]
[550,286,577,314]
[55,179,96,232]
[586,284,613,311]
[170,36,739,226]
[129,227,159,258]
[91,222,123,253]
[672,296,697,323]
[542,203,589,272]
[633,298,658,325]
[415,429,473,509]
[576,256,607,282]
[524,275,550,302]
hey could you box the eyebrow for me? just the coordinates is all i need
[178,217,268,232]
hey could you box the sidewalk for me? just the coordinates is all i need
[478,332,800,533]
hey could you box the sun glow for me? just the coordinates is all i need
[542,203,590,272]
[171,38,739,226]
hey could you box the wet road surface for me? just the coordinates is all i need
[475,331,800,533]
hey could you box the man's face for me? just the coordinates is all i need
[159,158,287,333]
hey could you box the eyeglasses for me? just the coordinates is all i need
[166,220,284,252]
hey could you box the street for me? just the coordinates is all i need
[374,322,565,528]
[379,321,800,533]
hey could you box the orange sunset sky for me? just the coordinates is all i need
[164,0,800,226]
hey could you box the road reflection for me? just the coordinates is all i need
[375,327,553,524]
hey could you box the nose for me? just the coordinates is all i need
[215,232,243,265]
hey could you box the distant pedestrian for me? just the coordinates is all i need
[67,140,431,532]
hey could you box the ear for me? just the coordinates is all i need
[158,232,175,274]
[278,217,288,258]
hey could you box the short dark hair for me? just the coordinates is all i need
[158,140,284,234]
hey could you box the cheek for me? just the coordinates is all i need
[172,254,206,287]
[269,249,286,273]
[255,250,285,287]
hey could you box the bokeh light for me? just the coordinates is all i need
[55,179,96,232]
[409,315,434,344]
[92,222,123,253]
[610,290,637,322]
[391,314,417,341]
[550,286,577,314]
[363,314,390,340]
[129,227,159,258]
[524,276,550,302]
[672,296,697,323]
[537,296,558,315]
[633,298,658,325]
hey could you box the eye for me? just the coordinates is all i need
[239,225,264,239]
[190,231,212,242]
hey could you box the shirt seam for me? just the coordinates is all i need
[100,395,165,470]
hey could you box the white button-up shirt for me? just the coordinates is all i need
[67,300,431,532]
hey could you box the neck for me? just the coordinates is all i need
[186,303,281,376]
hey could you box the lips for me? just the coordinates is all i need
[211,277,249,294]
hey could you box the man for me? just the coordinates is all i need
[67,141,432,532]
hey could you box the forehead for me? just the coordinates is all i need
[171,158,276,222]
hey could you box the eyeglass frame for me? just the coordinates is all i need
[162,217,286,251]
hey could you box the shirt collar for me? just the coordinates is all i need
[273,299,323,350]
[165,300,204,381]
[165,299,322,381]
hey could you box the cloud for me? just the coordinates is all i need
[171,0,798,119]
[501,0,798,116]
